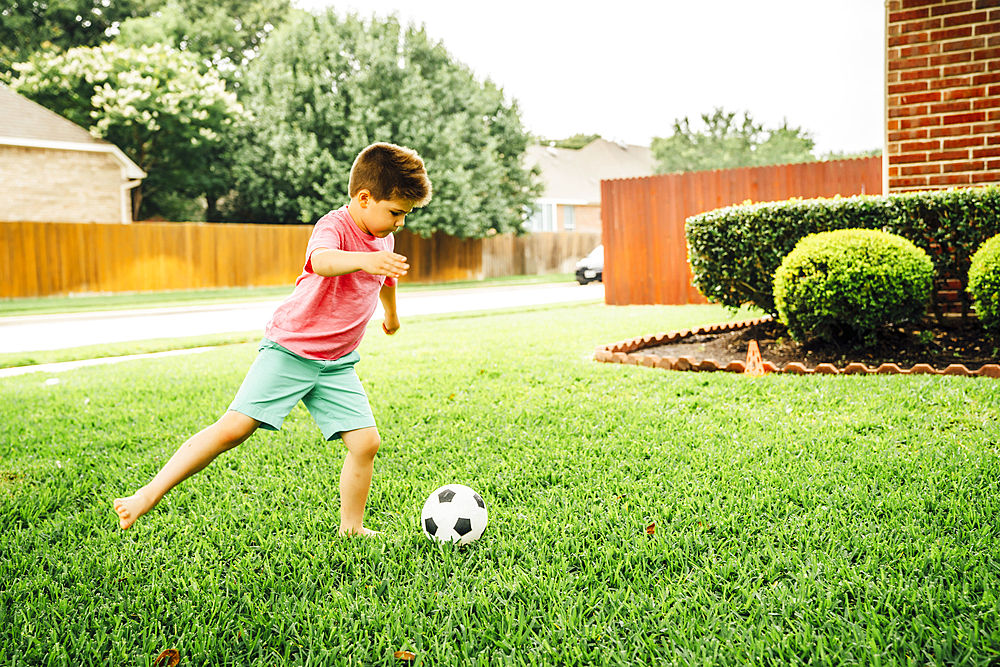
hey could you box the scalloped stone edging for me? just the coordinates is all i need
[594,317,1000,378]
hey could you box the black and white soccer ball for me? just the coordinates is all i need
[420,484,488,546]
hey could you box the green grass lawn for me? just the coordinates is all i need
[2,302,999,666]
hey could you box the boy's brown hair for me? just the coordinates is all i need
[349,143,432,206]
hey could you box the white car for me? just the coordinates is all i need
[575,245,603,285]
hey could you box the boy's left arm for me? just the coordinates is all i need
[379,282,400,335]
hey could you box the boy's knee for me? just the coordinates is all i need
[347,429,380,460]
[215,412,258,448]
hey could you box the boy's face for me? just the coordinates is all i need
[354,191,416,238]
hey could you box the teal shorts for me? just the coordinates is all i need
[228,339,376,441]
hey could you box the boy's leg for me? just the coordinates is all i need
[338,426,381,536]
[113,411,260,530]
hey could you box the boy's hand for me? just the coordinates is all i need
[364,251,409,278]
[382,313,401,335]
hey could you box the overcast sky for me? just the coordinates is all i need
[293,0,885,154]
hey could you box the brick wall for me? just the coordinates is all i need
[0,146,128,223]
[556,204,602,234]
[886,0,1000,191]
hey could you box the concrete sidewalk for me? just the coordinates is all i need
[0,347,221,379]
[0,281,604,360]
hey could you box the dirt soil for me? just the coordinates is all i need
[639,317,999,371]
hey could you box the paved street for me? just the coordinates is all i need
[0,281,605,354]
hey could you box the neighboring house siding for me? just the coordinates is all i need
[0,145,127,223]
[886,0,1000,191]
[533,202,602,234]
[525,139,653,233]
[565,204,602,234]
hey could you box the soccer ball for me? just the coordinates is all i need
[420,484,488,546]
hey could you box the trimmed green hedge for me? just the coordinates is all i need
[967,234,1000,335]
[773,229,934,344]
[686,185,1000,316]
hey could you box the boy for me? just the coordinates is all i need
[113,143,432,536]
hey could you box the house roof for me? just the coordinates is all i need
[0,85,106,144]
[0,85,145,179]
[525,138,654,204]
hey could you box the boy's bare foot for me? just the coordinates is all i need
[338,526,381,538]
[113,490,155,530]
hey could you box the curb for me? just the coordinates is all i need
[594,317,1000,378]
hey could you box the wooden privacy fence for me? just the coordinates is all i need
[601,157,884,306]
[0,222,599,299]
[482,232,600,278]
[1,221,313,297]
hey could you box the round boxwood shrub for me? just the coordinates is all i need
[968,233,1000,336]
[773,229,934,344]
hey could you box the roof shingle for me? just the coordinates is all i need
[0,85,107,145]
[525,138,653,203]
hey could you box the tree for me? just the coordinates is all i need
[6,43,246,220]
[0,0,292,85]
[221,9,541,237]
[545,133,602,150]
[0,0,159,77]
[822,148,882,161]
[115,0,291,87]
[652,108,816,174]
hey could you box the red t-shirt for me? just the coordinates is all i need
[265,205,396,360]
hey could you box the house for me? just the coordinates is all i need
[0,86,145,224]
[885,0,999,191]
[524,138,653,233]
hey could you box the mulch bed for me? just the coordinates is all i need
[598,316,1000,376]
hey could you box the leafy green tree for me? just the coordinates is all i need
[821,148,882,161]
[545,133,602,150]
[652,108,816,174]
[221,9,540,237]
[6,43,246,220]
[115,0,291,86]
[0,0,159,76]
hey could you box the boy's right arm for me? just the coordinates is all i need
[310,248,409,278]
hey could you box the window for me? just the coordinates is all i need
[527,202,556,232]
[541,203,555,231]
[563,205,576,231]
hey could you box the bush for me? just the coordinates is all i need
[686,185,1000,316]
[967,234,1000,335]
[773,229,935,344]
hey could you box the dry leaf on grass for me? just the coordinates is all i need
[394,650,417,661]
[153,649,180,667]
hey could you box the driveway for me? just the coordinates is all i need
[0,281,605,354]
